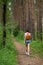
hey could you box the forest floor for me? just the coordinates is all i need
[12,36,43,65]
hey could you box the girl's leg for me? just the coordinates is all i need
[26,44,28,52]
[27,43,30,55]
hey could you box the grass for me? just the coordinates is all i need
[30,40,43,57]
[0,28,18,65]
[14,31,43,58]
[0,25,3,49]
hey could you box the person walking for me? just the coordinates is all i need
[24,30,31,55]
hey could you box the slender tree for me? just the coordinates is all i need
[12,0,35,39]
[25,0,35,39]
[2,0,7,47]
[36,0,42,40]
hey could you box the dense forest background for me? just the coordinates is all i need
[0,0,43,46]
[0,0,43,65]
[12,0,43,40]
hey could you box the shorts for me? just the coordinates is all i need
[25,40,31,44]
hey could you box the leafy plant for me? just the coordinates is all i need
[13,25,20,37]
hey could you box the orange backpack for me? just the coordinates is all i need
[25,33,31,40]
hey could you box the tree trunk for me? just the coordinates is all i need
[3,1,6,47]
[25,0,35,39]
[36,0,42,40]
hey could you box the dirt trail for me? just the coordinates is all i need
[12,37,43,65]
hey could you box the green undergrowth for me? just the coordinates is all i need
[14,31,43,58]
[0,29,18,65]
[14,31,24,44]
[0,25,3,49]
[30,40,43,58]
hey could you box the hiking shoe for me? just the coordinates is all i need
[27,53,30,55]
[25,52,27,55]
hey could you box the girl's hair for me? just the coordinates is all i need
[26,29,29,32]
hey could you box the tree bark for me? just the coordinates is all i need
[36,0,42,40]
[3,1,6,47]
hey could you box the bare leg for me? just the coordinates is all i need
[27,44,30,55]
[25,44,28,54]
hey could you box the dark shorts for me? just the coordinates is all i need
[25,40,31,44]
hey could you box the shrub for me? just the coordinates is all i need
[18,31,24,40]
[13,25,20,37]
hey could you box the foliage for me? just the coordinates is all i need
[0,25,3,49]
[0,28,18,65]
[17,31,24,40]
[0,0,3,4]
[30,40,43,57]
[0,47,17,65]
[14,31,24,44]
[13,25,20,37]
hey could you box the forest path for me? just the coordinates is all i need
[12,36,43,65]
